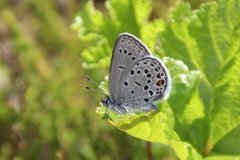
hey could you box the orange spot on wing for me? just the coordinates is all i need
[157,79,165,87]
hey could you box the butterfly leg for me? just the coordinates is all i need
[114,104,132,116]
[121,104,134,115]
[121,104,131,114]
[108,105,124,117]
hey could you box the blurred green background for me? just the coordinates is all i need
[0,0,210,159]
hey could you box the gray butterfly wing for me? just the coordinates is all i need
[119,57,171,112]
[109,33,150,102]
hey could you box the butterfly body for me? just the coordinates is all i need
[102,96,158,115]
[103,33,171,115]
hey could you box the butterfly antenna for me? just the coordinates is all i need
[85,86,106,97]
[85,75,107,96]
[85,75,99,87]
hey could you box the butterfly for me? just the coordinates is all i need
[102,33,171,115]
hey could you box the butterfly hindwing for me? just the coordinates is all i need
[119,57,170,111]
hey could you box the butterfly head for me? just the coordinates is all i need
[101,96,110,107]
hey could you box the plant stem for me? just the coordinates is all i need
[146,142,153,160]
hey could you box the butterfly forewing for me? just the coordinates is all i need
[109,33,150,102]
[118,57,170,110]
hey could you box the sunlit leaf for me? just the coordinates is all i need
[159,0,240,154]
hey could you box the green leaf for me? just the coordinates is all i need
[81,37,111,68]
[159,0,240,154]
[164,57,207,153]
[212,125,240,155]
[204,155,240,160]
[97,105,201,160]
[71,1,104,39]
[211,47,240,147]
[160,1,202,69]
[116,111,199,160]
[165,57,201,117]
[141,19,165,52]
[107,0,152,36]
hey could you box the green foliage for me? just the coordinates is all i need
[1,0,239,159]
[73,0,240,159]
[71,0,165,68]
[160,0,240,156]
[0,2,92,159]
[1,1,151,160]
